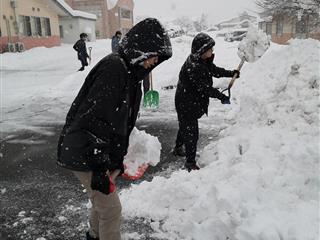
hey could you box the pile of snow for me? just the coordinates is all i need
[124,128,161,176]
[237,25,270,62]
[120,39,320,240]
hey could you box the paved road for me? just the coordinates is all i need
[0,119,213,240]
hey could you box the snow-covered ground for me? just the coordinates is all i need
[1,33,319,240]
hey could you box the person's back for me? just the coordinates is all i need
[58,18,172,240]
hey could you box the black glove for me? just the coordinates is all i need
[91,170,111,195]
[232,70,240,78]
[219,93,230,104]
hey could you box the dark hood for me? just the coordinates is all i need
[191,33,215,58]
[118,18,172,80]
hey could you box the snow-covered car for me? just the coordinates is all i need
[224,30,247,42]
[167,28,184,38]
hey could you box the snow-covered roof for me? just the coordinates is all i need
[53,0,97,20]
[107,0,119,10]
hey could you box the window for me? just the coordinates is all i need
[19,15,51,37]
[32,16,42,36]
[296,18,307,35]
[276,16,283,35]
[120,8,131,19]
[266,22,272,35]
[59,25,64,38]
[95,30,100,38]
[19,15,32,36]
[43,18,51,36]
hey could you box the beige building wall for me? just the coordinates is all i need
[0,0,61,52]
[1,0,60,37]
[66,0,134,39]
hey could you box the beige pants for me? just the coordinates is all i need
[73,171,122,240]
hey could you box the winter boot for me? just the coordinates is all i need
[78,66,85,71]
[172,145,186,157]
[86,232,99,240]
[184,161,200,172]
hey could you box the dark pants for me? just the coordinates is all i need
[79,58,88,71]
[175,116,199,163]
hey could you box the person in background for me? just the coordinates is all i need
[111,30,122,53]
[73,33,90,71]
[57,18,172,240]
[173,32,240,172]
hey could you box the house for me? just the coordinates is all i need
[52,0,97,44]
[65,0,134,39]
[0,0,96,53]
[216,12,257,30]
[258,8,320,44]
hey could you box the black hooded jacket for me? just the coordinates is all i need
[57,18,172,172]
[175,33,234,120]
[73,39,89,61]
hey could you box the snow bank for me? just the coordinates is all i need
[124,128,161,176]
[120,39,320,240]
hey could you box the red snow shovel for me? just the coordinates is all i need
[122,163,149,180]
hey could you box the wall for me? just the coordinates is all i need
[271,13,320,44]
[107,0,133,38]
[59,17,96,44]
[0,0,61,52]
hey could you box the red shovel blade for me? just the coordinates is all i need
[123,163,149,180]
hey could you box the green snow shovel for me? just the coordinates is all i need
[143,74,159,108]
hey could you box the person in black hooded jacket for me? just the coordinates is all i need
[57,18,172,240]
[173,32,239,172]
[73,33,90,71]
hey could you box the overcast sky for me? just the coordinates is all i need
[133,0,258,25]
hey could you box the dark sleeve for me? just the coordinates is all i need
[209,63,234,78]
[73,40,80,51]
[190,65,226,100]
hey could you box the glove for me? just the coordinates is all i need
[219,93,230,104]
[91,170,115,195]
[232,70,240,78]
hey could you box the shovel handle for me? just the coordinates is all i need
[110,169,121,181]
[150,73,153,91]
[222,59,245,97]
[228,59,245,89]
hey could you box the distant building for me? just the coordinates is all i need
[259,11,320,44]
[65,0,134,39]
[0,0,96,53]
[216,12,257,30]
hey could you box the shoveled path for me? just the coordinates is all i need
[0,119,213,240]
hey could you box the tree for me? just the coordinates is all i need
[255,0,320,16]
[193,14,208,32]
[173,16,194,32]
[256,0,320,32]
